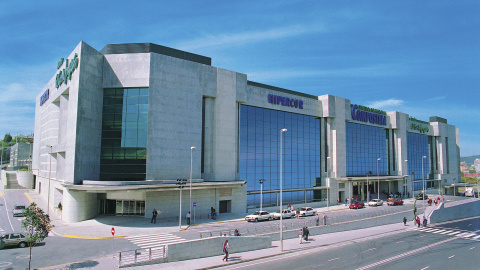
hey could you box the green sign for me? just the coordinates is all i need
[55,53,79,89]
[410,122,429,133]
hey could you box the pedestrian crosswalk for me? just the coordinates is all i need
[125,233,186,250]
[413,227,480,240]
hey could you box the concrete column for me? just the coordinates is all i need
[63,189,97,222]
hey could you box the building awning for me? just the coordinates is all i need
[335,176,407,182]
[62,179,246,192]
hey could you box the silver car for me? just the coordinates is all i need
[12,204,25,217]
[0,233,29,249]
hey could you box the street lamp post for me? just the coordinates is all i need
[177,179,187,230]
[422,156,426,210]
[279,128,287,252]
[189,146,195,219]
[366,171,371,202]
[404,160,408,199]
[46,145,53,215]
[259,179,266,211]
[377,158,381,200]
[0,141,3,169]
[326,157,330,211]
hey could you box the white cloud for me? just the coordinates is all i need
[176,24,324,50]
[367,99,404,109]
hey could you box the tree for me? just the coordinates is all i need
[3,133,12,143]
[21,202,51,270]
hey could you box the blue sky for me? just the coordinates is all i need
[1,1,479,155]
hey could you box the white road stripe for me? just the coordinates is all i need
[471,235,480,239]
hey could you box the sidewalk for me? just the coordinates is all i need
[41,221,413,269]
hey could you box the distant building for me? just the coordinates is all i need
[9,142,33,169]
[32,41,461,222]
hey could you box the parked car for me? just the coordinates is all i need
[368,199,383,206]
[465,188,474,197]
[349,201,365,209]
[0,233,29,249]
[245,211,273,222]
[387,198,404,206]
[272,209,294,219]
[299,207,317,217]
[12,204,26,217]
[416,193,428,200]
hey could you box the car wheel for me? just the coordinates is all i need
[268,217,273,221]
[19,242,27,248]
[254,218,258,223]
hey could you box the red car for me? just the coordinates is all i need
[349,201,365,209]
[387,198,404,206]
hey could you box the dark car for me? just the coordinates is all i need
[416,193,428,200]
[349,201,365,209]
[0,233,29,249]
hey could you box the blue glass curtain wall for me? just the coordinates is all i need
[346,122,388,177]
[239,105,321,207]
[100,88,148,181]
[407,132,430,191]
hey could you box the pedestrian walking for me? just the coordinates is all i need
[337,197,340,205]
[345,198,348,206]
[303,226,310,241]
[315,213,319,226]
[290,204,294,212]
[151,208,157,224]
[298,228,303,244]
[186,211,191,225]
[423,216,427,227]
[296,208,300,219]
[403,216,407,226]
[234,229,241,236]
[323,212,327,225]
[222,240,230,261]
[416,216,421,227]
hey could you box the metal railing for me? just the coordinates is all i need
[118,245,167,267]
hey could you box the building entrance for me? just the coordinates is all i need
[98,199,145,216]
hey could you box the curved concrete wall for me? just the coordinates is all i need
[17,171,34,189]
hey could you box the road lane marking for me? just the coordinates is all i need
[356,237,456,270]
[470,247,475,250]
[421,267,430,270]
[448,255,455,259]
[396,241,404,243]
[1,192,15,232]
[472,235,480,240]
[328,257,340,262]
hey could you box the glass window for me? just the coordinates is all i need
[346,122,387,177]
[101,88,148,181]
[239,105,321,207]
[407,132,430,190]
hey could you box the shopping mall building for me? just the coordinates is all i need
[32,41,461,222]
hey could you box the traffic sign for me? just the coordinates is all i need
[111,227,115,236]
[193,202,197,207]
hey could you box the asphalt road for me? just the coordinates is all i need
[213,217,480,270]
[0,190,138,269]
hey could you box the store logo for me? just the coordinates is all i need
[410,122,429,133]
[55,53,79,89]
[351,104,386,125]
[268,94,303,109]
[40,89,49,106]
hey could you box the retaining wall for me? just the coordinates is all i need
[166,236,271,262]
[429,199,480,223]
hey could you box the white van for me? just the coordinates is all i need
[465,187,474,197]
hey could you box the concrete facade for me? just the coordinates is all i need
[32,41,461,222]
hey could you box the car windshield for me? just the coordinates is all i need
[301,208,307,211]
[251,212,261,215]
[14,205,25,210]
